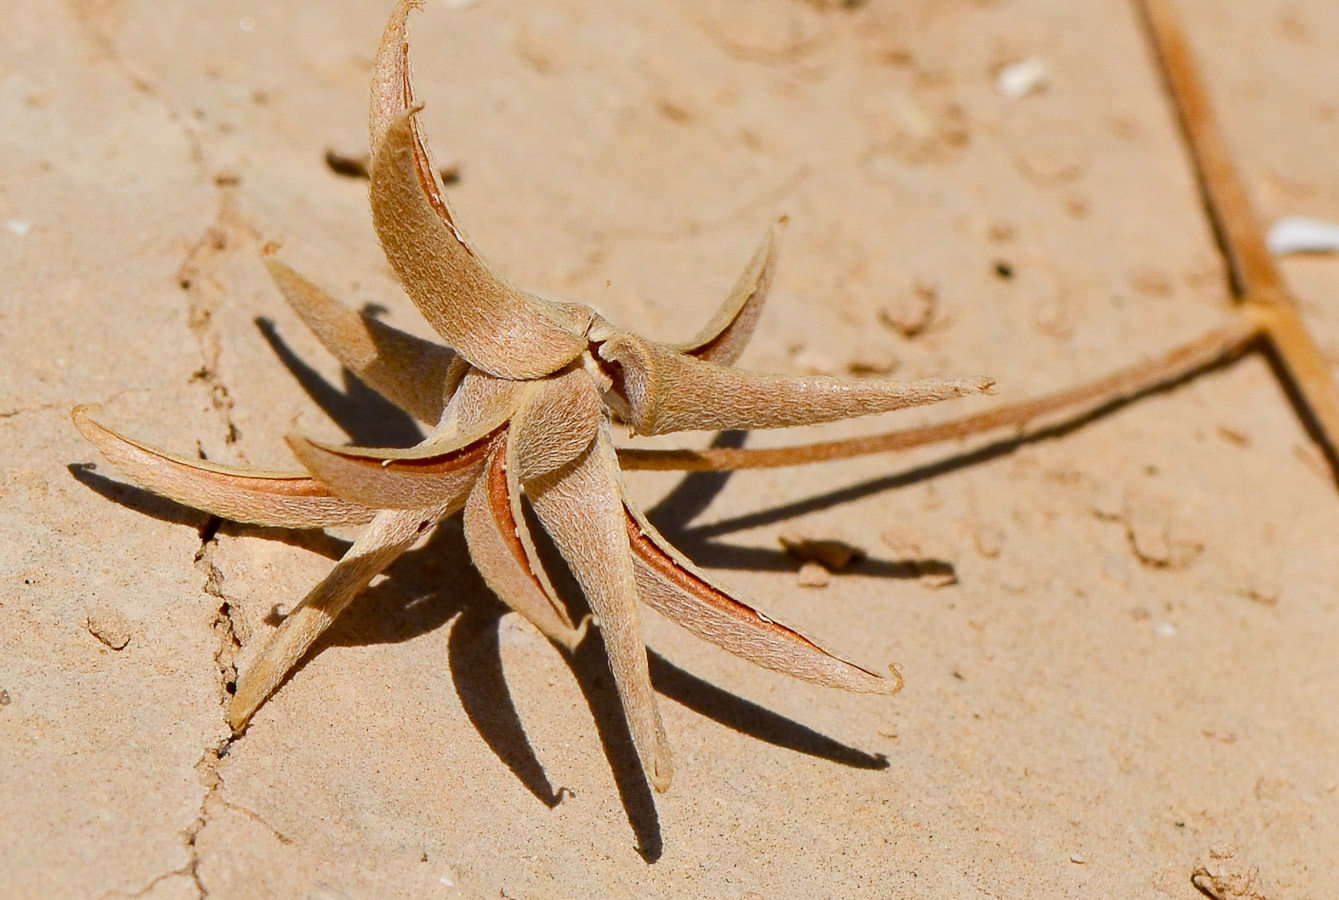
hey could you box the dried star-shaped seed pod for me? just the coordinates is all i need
[73,0,991,794]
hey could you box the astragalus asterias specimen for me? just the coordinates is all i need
[73,0,991,793]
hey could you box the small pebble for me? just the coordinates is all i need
[1127,518,1202,569]
[1130,267,1174,297]
[964,518,1004,558]
[919,568,959,590]
[1267,215,1339,255]
[881,526,923,558]
[997,58,1049,98]
[1016,151,1082,187]
[86,607,133,650]
[797,561,832,588]
[791,348,836,376]
[1089,484,1125,520]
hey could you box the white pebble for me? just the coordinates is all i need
[6,220,32,237]
[1267,215,1339,255]
[1153,621,1177,637]
[997,58,1049,99]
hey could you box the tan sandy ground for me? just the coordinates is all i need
[3,1,1338,898]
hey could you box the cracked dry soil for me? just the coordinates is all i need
[4,1,1339,898]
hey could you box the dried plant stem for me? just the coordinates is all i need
[624,0,1339,476]
[1136,0,1281,300]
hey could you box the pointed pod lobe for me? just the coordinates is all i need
[287,431,492,511]
[670,218,785,365]
[230,502,456,732]
[463,436,584,649]
[263,252,458,425]
[522,415,674,792]
[72,406,374,529]
[369,1,587,378]
[625,501,899,694]
[286,368,523,510]
[597,334,994,436]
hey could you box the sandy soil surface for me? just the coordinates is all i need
[4,1,1338,898]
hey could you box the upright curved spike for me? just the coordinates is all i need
[72,406,374,528]
[463,437,585,649]
[524,419,674,792]
[670,218,785,365]
[596,333,994,436]
[229,502,455,732]
[369,2,587,378]
[624,501,899,694]
[263,252,459,425]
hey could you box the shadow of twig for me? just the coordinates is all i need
[641,430,951,578]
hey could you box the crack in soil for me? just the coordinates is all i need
[195,518,242,702]
[103,744,253,900]
[218,797,295,846]
[176,191,258,454]
[99,867,194,900]
[125,193,267,898]
[92,195,259,897]
[163,520,245,899]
